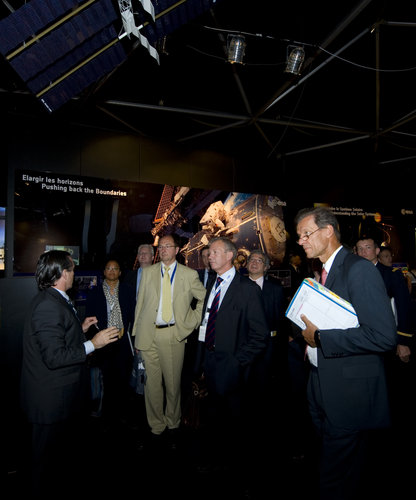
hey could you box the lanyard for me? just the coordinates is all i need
[161,262,177,284]
[206,274,230,311]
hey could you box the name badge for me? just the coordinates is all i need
[198,325,206,341]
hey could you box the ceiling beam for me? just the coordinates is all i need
[102,99,368,135]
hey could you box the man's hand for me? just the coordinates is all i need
[396,344,411,363]
[82,316,98,333]
[301,314,319,347]
[91,326,120,349]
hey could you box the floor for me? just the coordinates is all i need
[4,389,319,500]
[4,361,416,499]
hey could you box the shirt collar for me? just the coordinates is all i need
[217,266,236,282]
[323,245,343,273]
[249,275,264,289]
[162,261,177,273]
[54,287,70,301]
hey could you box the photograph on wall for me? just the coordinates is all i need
[14,170,287,278]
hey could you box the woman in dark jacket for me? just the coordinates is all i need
[85,258,136,425]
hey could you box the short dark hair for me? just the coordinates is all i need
[379,246,392,255]
[36,250,73,290]
[295,207,341,241]
[160,233,181,248]
[356,236,380,248]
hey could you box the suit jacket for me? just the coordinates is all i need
[132,261,207,349]
[197,267,215,289]
[123,268,142,297]
[84,281,136,332]
[202,272,269,395]
[84,281,136,370]
[316,247,397,430]
[375,261,413,346]
[262,275,286,332]
[251,275,287,385]
[20,287,88,424]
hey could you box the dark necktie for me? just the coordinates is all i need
[66,298,81,325]
[205,277,223,351]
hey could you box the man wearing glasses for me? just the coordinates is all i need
[294,207,396,500]
[246,249,286,391]
[131,234,206,449]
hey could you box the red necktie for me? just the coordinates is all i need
[321,268,328,286]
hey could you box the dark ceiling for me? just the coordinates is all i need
[1,0,416,206]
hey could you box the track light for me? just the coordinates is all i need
[227,34,246,64]
[285,45,305,75]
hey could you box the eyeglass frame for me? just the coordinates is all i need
[157,244,177,250]
[297,227,323,243]
[248,257,265,264]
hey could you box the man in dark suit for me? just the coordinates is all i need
[295,207,397,500]
[197,245,215,288]
[356,237,413,434]
[355,237,413,361]
[183,245,213,401]
[20,250,120,499]
[246,249,289,473]
[196,237,269,479]
[246,249,287,389]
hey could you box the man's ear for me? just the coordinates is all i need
[324,224,334,239]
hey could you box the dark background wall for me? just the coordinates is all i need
[1,113,294,472]
[2,112,416,474]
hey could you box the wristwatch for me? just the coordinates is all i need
[314,329,321,347]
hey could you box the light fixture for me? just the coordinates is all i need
[284,45,305,75]
[227,34,246,64]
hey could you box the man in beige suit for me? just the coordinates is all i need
[131,234,206,444]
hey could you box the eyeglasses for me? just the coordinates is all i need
[158,245,176,250]
[105,267,120,271]
[249,258,265,264]
[297,227,322,243]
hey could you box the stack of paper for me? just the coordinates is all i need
[286,278,359,330]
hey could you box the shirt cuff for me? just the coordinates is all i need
[84,340,95,355]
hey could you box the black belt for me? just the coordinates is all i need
[155,323,176,329]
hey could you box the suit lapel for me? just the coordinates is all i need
[218,272,239,311]
[48,287,83,330]
[325,247,346,289]
[154,263,162,298]
[172,262,182,303]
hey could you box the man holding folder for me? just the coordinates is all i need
[294,206,396,500]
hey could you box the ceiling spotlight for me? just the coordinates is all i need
[227,34,246,64]
[285,45,305,75]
